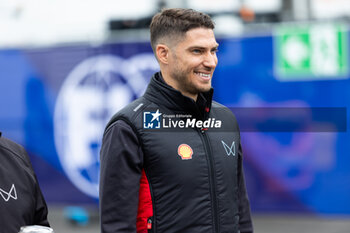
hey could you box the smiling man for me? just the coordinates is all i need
[100,8,253,233]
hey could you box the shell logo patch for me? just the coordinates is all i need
[178,144,193,160]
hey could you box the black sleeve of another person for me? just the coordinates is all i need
[32,171,50,226]
[15,139,50,227]
[15,140,50,227]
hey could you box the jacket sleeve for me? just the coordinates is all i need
[20,144,50,227]
[237,142,254,233]
[33,174,50,227]
[99,120,144,233]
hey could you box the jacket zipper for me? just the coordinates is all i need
[145,170,156,233]
[147,217,153,232]
[198,128,219,233]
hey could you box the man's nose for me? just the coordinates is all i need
[203,53,217,69]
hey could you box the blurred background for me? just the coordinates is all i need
[1,0,350,232]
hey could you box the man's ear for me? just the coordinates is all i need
[156,44,169,65]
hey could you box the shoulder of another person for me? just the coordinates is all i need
[0,132,32,168]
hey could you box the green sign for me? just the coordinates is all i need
[274,23,348,81]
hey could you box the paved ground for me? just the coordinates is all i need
[48,205,99,233]
[47,206,350,233]
[253,214,350,233]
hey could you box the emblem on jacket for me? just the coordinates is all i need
[221,140,236,156]
[144,110,162,129]
[0,184,17,202]
[178,144,193,160]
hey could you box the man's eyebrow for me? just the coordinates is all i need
[187,46,205,50]
[187,44,219,50]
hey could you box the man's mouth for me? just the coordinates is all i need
[194,71,211,80]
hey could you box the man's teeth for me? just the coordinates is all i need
[196,72,210,78]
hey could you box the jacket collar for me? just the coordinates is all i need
[143,72,213,120]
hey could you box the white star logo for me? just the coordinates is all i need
[151,109,162,122]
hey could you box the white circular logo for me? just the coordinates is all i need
[54,54,159,198]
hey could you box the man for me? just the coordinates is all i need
[100,8,253,233]
[0,132,50,232]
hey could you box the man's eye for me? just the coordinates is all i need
[193,49,202,54]
[211,48,218,54]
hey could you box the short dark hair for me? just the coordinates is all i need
[150,8,215,52]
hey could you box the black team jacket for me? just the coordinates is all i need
[100,72,253,233]
[0,132,49,233]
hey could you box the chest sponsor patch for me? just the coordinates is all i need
[177,144,193,160]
